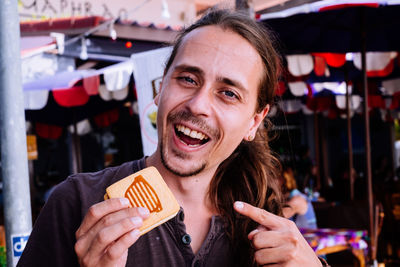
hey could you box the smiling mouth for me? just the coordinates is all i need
[174,124,210,147]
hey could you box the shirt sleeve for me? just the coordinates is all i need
[319,256,331,267]
[17,178,82,267]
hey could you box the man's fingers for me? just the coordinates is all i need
[254,246,291,266]
[76,198,131,238]
[234,201,282,229]
[75,206,149,256]
[250,229,288,250]
[75,200,150,266]
[104,229,141,262]
[248,225,267,240]
[87,216,143,258]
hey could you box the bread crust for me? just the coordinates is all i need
[105,166,180,235]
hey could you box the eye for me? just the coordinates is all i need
[222,90,238,99]
[177,76,197,85]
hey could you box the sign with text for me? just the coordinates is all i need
[18,0,196,26]
[11,234,30,266]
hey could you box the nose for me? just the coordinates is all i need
[185,87,213,117]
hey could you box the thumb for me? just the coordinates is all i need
[248,225,268,240]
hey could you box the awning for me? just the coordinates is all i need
[23,60,134,110]
[20,17,174,130]
[21,36,56,59]
[285,52,398,79]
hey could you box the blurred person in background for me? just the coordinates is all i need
[282,164,317,229]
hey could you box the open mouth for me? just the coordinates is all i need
[174,124,210,147]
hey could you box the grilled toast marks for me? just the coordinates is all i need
[125,175,162,213]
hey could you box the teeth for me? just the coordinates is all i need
[176,125,208,141]
[184,127,190,135]
[189,131,197,138]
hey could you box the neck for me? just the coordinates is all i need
[145,153,217,215]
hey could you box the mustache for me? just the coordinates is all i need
[167,110,220,140]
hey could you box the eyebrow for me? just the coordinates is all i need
[173,64,205,77]
[174,64,248,94]
[216,77,248,94]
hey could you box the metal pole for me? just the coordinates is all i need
[0,1,33,266]
[360,8,375,265]
[313,112,321,190]
[68,131,79,174]
[73,122,82,173]
[320,124,329,191]
[345,80,355,200]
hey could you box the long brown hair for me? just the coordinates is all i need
[165,8,283,266]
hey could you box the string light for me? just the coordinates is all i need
[79,38,88,60]
[346,52,354,61]
[161,0,170,19]
[61,0,151,52]
[109,21,117,40]
[125,41,133,48]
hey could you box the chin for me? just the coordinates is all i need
[161,146,206,177]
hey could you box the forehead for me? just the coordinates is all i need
[170,25,263,90]
[179,25,259,58]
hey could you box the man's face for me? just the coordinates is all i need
[155,25,267,177]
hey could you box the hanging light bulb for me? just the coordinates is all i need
[345,52,354,61]
[161,0,170,19]
[80,37,88,60]
[125,41,133,48]
[109,21,117,40]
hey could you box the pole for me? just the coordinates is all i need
[0,0,33,266]
[73,122,82,173]
[321,124,329,191]
[361,8,375,265]
[313,112,321,190]
[345,81,355,200]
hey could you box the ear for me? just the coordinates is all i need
[244,104,270,141]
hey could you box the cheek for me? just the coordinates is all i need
[219,109,253,133]
[156,92,181,130]
[154,94,160,106]
[218,114,251,146]
[215,128,245,161]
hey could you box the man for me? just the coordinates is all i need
[19,9,326,267]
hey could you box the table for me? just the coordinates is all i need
[301,228,368,267]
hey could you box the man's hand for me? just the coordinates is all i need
[75,198,150,267]
[234,201,322,267]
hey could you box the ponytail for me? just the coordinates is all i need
[208,122,283,266]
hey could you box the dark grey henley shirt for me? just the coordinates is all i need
[17,158,233,267]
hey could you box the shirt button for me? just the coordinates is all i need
[181,234,191,245]
[179,211,185,221]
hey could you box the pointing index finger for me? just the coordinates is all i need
[234,201,282,230]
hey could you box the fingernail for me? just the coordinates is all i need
[120,198,130,206]
[234,201,244,210]
[130,229,141,238]
[131,217,143,227]
[138,207,150,216]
